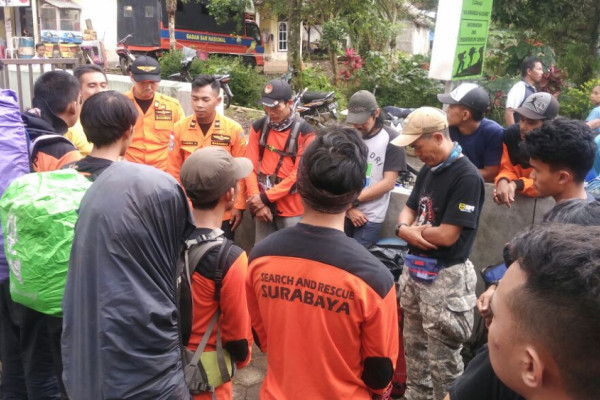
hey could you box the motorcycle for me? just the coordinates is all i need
[117,33,136,75]
[383,106,414,134]
[296,90,339,128]
[167,46,234,109]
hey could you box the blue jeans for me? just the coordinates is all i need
[344,219,382,248]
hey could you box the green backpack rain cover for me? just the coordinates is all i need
[0,169,92,316]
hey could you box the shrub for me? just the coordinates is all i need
[559,77,600,120]
[159,50,184,78]
[159,51,266,109]
[354,52,444,108]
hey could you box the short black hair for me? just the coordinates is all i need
[74,64,107,83]
[521,56,541,77]
[35,43,45,50]
[543,199,600,225]
[508,224,600,400]
[32,70,80,115]
[525,118,596,182]
[297,125,367,213]
[191,74,220,93]
[80,91,138,148]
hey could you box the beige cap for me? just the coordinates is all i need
[180,147,253,204]
[391,107,448,147]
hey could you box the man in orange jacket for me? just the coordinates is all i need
[245,79,315,243]
[124,56,184,171]
[180,147,254,400]
[167,74,247,239]
[246,127,398,399]
[494,92,559,207]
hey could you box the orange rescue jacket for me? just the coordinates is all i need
[167,113,247,221]
[124,91,184,171]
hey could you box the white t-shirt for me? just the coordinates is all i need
[506,80,536,109]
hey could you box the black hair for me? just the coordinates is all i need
[542,199,600,225]
[74,64,108,83]
[80,91,138,148]
[191,74,220,93]
[32,70,80,115]
[297,125,367,213]
[508,224,600,400]
[521,56,541,77]
[525,118,596,182]
[35,43,45,50]
[190,198,220,210]
[469,108,484,122]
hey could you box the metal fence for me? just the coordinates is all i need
[0,58,79,111]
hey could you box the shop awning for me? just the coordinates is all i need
[43,0,81,9]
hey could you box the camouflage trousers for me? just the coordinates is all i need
[399,260,477,400]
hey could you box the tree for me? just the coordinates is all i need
[492,0,600,84]
[166,0,177,51]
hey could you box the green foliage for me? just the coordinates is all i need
[352,52,444,108]
[159,49,184,78]
[559,77,600,120]
[193,57,267,108]
[205,0,246,26]
[491,0,600,85]
[159,51,266,109]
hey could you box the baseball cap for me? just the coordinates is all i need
[390,107,448,147]
[437,83,490,114]
[515,92,559,120]
[180,147,253,204]
[258,79,293,107]
[131,56,161,82]
[346,90,379,124]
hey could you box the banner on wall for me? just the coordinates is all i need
[0,0,31,6]
[429,0,493,81]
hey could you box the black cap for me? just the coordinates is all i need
[131,56,161,82]
[258,79,292,107]
[437,83,490,114]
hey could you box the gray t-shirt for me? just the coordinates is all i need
[358,126,406,223]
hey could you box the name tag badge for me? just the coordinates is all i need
[155,109,173,121]
[181,141,198,146]
[211,134,231,146]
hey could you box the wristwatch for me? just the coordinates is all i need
[352,198,360,208]
[395,223,408,236]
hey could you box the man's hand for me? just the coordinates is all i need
[346,208,368,227]
[398,224,438,251]
[230,209,244,231]
[494,180,516,207]
[247,194,265,214]
[477,285,497,329]
[255,206,273,223]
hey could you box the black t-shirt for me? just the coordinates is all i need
[406,156,484,262]
[135,97,153,114]
[449,344,524,400]
[62,156,113,181]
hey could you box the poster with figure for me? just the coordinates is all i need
[429,0,493,81]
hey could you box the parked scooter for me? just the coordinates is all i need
[117,33,136,75]
[296,90,338,128]
[167,46,234,109]
[383,105,414,134]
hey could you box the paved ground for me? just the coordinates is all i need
[232,344,266,400]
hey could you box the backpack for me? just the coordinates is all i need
[257,115,303,179]
[0,169,92,316]
[0,90,29,281]
[176,229,235,397]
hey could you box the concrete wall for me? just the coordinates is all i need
[233,183,555,272]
